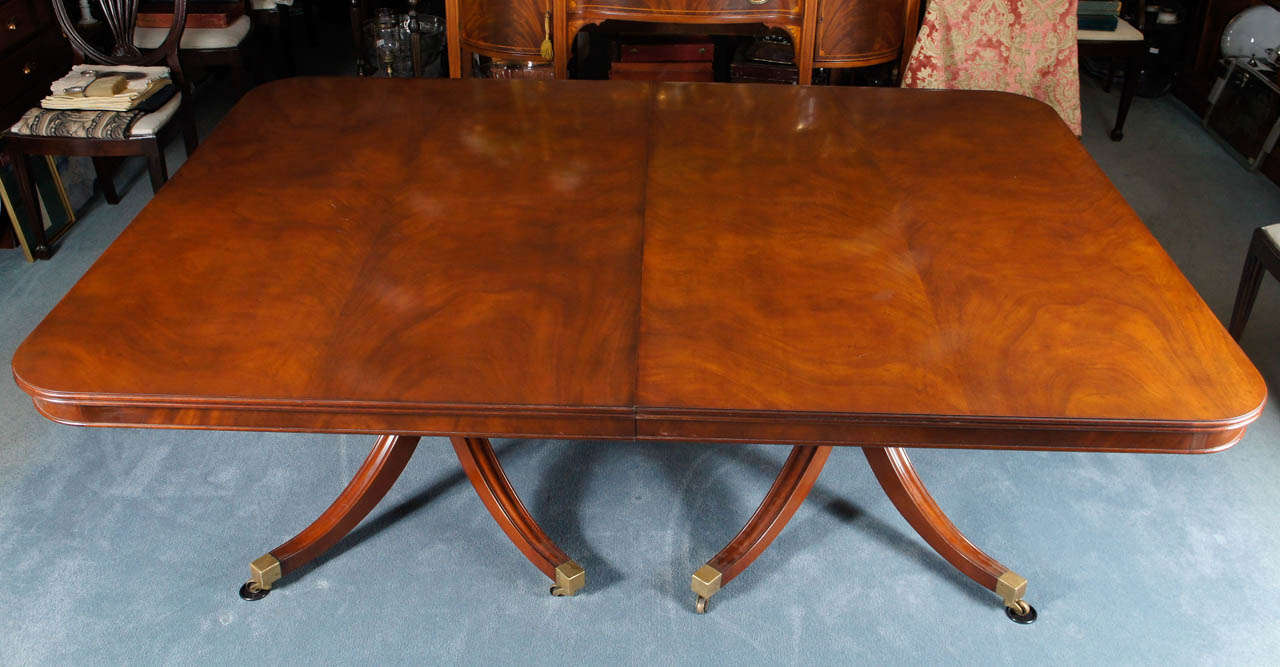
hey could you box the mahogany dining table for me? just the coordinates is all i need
[10,77,1266,622]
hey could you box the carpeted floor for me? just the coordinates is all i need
[2,71,1278,664]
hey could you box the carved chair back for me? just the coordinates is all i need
[49,0,189,85]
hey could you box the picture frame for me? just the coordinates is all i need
[0,155,77,262]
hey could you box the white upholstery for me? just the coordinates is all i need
[128,92,182,137]
[134,14,250,50]
[1264,224,1280,251]
[1079,17,1144,42]
[251,0,293,9]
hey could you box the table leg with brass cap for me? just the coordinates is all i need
[451,437,586,596]
[239,434,420,600]
[690,445,832,613]
[863,446,1036,623]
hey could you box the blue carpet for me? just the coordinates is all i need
[2,78,1278,664]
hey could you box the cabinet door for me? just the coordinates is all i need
[815,0,904,66]
[460,0,549,60]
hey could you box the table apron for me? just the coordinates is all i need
[29,397,1247,454]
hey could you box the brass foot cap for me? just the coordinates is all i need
[552,560,585,596]
[250,554,282,591]
[995,570,1028,608]
[691,564,722,599]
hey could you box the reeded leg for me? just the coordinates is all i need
[451,437,585,596]
[863,446,1036,623]
[240,434,420,600]
[691,445,832,613]
[1229,233,1268,340]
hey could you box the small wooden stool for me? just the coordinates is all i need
[1228,224,1280,339]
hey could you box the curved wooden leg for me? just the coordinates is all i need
[863,446,1036,623]
[451,436,585,596]
[691,445,832,613]
[240,434,420,600]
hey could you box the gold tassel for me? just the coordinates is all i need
[541,11,553,61]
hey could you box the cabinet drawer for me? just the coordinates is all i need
[0,0,45,52]
[618,42,713,62]
[573,0,801,20]
[0,30,69,115]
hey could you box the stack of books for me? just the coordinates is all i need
[1079,0,1122,31]
[40,65,175,112]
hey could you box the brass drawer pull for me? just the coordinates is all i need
[749,0,769,4]
[8,21,19,30]
[22,61,35,75]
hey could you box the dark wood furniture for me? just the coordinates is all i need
[1079,1,1147,141]
[12,79,1266,621]
[3,0,198,259]
[1177,0,1277,116]
[1,0,73,129]
[134,0,253,95]
[1228,223,1280,338]
[444,0,920,83]
[1,0,72,250]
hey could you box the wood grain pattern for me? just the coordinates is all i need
[11,80,1267,453]
[458,0,550,61]
[13,79,649,437]
[635,84,1265,449]
[814,0,904,67]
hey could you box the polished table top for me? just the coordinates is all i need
[12,78,1267,452]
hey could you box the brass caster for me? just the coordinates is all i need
[550,585,572,597]
[1004,599,1037,624]
[695,595,710,614]
[239,581,270,601]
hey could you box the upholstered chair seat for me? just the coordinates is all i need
[135,15,251,50]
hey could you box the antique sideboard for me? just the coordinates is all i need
[443,0,920,83]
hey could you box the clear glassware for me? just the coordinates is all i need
[363,11,444,77]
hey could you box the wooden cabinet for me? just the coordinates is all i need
[1,0,70,129]
[446,0,918,83]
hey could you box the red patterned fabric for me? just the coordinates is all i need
[902,0,1082,135]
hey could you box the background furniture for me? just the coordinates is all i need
[0,0,73,250]
[1079,0,1148,140]
[1,0,73,129]
[4,0,198,259]
[1228,223,1280,338]
[444,0,920,82]
[134,0,253,94]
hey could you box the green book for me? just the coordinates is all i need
[1079,15,1120,30]
[1078,1,1121,15]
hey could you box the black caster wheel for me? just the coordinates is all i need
[1005,601,1037,624]
[239,581,270,601]
[550,585,570,597]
